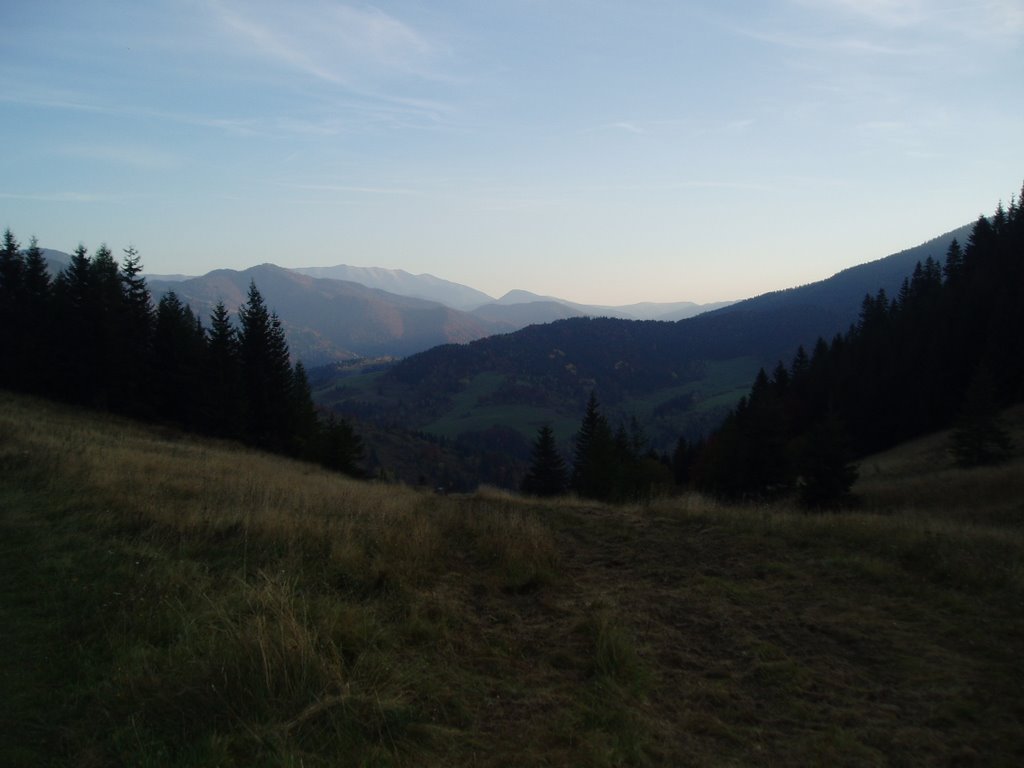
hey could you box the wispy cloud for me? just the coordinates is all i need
[736,25,933,57]
[578,179,772,195]
[197,1,459,130]
[0,78,450,141]
[0,191,117,203]
[206,0,447,85]
[790,0,1024,38]
[790,0,929,28]
[277,182,420,196]
[58,144,179,170]
[594,117,755,139]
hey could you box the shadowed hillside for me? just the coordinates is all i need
[149,264,510,364]
[3,390,1022,766]
[317,222,974,459]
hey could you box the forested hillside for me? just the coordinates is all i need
[0,236,362,475]
[692,194,1024,505]
[313,220,973,489]
[148,263,508,364]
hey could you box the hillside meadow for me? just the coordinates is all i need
[2,391,1023,766]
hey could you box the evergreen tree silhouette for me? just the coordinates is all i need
[204,300,242,437]
[522,424,567,497]
[950,363,1012,467]
[238,281,296,451]
[571,392,614,499]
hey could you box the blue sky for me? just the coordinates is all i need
[2,0,1022,304]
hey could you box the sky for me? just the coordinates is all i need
[1,0,1022,305]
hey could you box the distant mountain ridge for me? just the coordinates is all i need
[142,264,733,361]
[489,289,734,321]
[713,223,976,321]
[148,264,508,364]
[38,222,971,370]
[314,221,976,461]
[292,264,494,311]
[292,265,732,322]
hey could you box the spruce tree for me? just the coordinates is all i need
[53,245,96,403]
[116,246,155,414]
[318,413,365,477]
[571,392,614,500]
[0,229,22,385]
[288,361,321,459]
[950,363,1012,467]
[153,292,206,427]
[21,237,50,302]
[205,300,242,437]
[795,413,858,509]
[238,281,294,450]
[19,237,54,391]
[0,228,23,295]
[522,424,567,497]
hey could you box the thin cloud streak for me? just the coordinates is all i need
[0,82,448,139]
[204,0,455,110]
[0,191,119,203]
[58,144,179,170]
[277,182,421,196]
[792,0,1024,36]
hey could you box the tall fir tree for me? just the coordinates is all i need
[52,245,96,403]
[153,292,206,427]
[950,363,1012,467]
[522,424,568,497]
[571,392,615,500]
[18,237,54,390]
[0,229,22,385]
[238,281,296,451]
[204,300,243,437]
[116,246,155,414]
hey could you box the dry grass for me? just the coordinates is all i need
[3,391,1024,766]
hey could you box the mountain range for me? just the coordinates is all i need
[36,220,976,488]
[142,265,732,363]
[310,221,975,482]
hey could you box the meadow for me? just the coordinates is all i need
[2,390,1022,766]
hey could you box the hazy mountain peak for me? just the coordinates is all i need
[293,263,494,311]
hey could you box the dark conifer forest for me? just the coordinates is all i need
[689,192,1024,505]
[2,190,1021,502]
[0,235,363,476]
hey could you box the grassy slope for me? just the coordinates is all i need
[2,391,1023,766]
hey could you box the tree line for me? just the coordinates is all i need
[0,235,363,475]
[523,189,1023,507]
[688,190,1023,506]
[522,392,672,502]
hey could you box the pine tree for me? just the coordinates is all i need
[0,228,23,296]
[21,237,50,301]
[0,229,22,385]
[672,436,694,486]
[318,413,365,477]
[795,413,858,509]
[288,361,321,459]
[116,246,154,414]
[571,392,615,500]
[153,292,207,427]
[238,281,294,450]
[18,237,54,391]
[950,363,1012,467]
[52,245,96,403]
[204,300,242,437]
[522,424,568,497]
